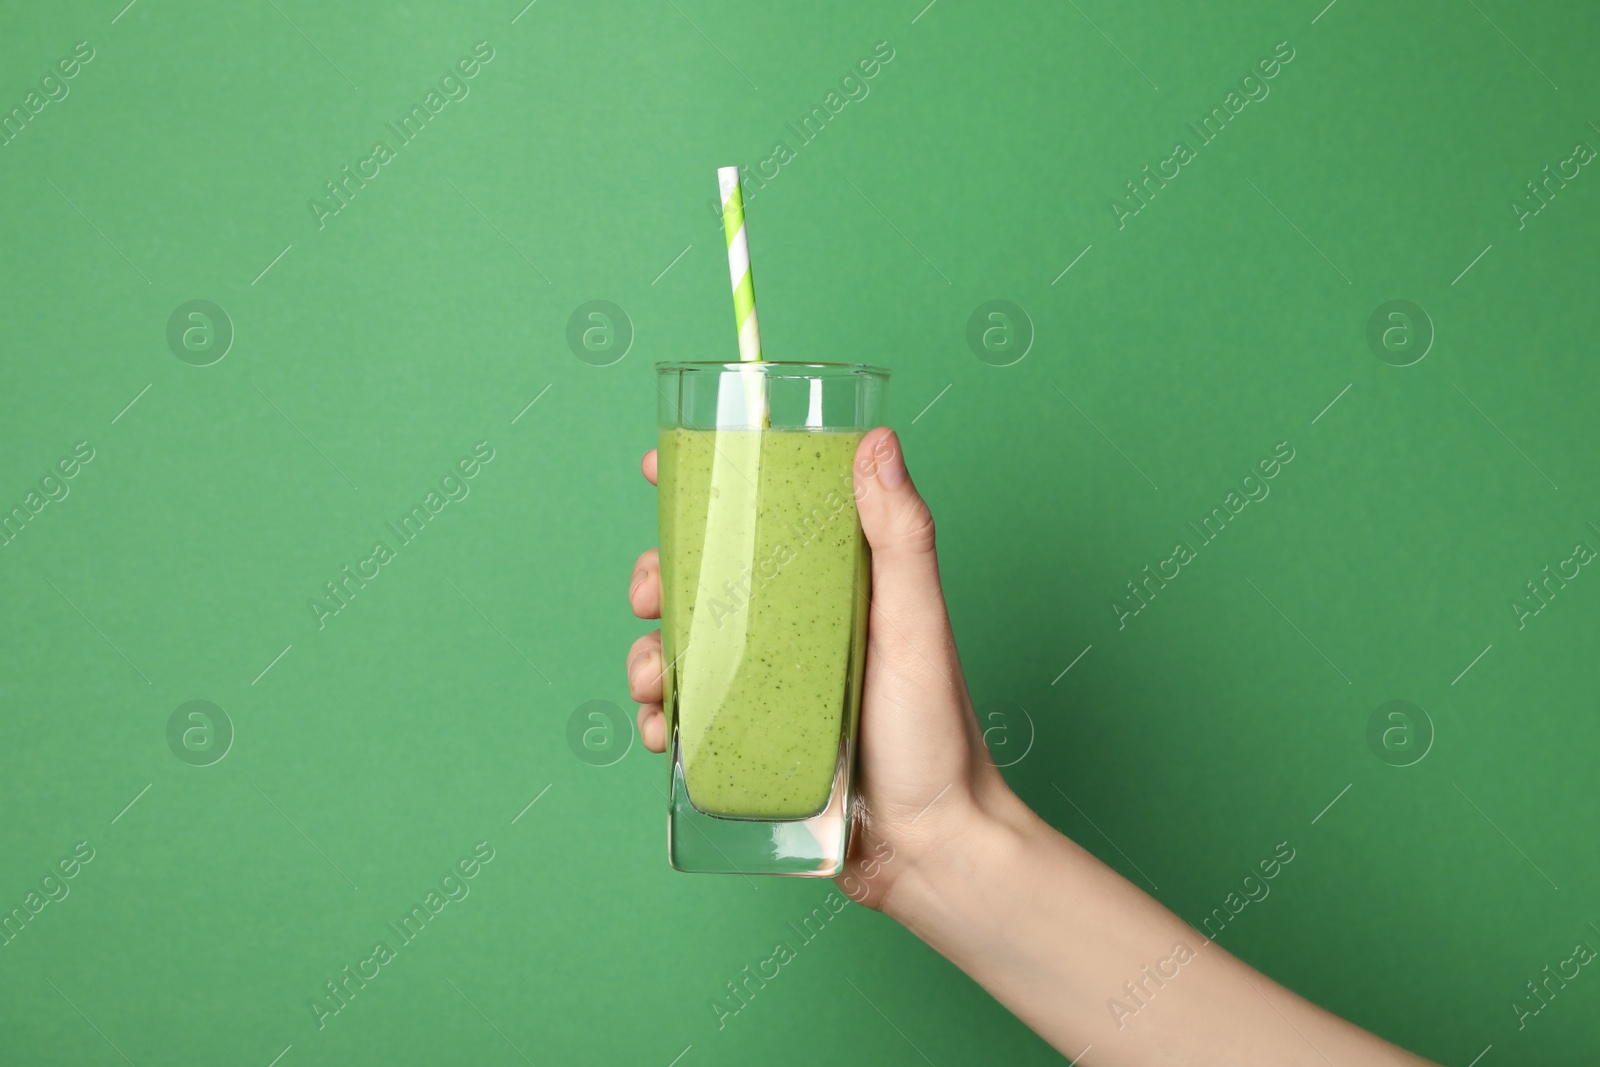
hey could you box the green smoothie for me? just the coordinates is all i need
[658,427,868,819]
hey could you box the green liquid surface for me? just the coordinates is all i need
[659,427,867,819]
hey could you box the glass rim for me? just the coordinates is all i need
[655,360,890,380]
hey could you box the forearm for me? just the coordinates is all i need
[884,788,1435,1066]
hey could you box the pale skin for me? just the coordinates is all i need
[627,427,1440,1066]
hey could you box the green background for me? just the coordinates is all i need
[2,0,1597,1063]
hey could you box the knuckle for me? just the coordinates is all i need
[898,500,937,552]
[626,635,655,672]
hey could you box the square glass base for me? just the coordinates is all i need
[667,738,854,876]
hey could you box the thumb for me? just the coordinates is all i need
[853,428,953,656]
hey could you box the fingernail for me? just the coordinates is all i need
[874,431,907,489]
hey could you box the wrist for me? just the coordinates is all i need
[879,772,1044,928]
[876,781,1125,1059]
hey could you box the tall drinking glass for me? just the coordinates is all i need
[656,361,888,875]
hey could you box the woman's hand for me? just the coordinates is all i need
[625,429,1439,1065]
[625,427,1015,910]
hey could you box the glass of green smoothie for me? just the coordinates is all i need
[656,360,888,875]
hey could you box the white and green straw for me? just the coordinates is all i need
[718,165,769,427]
[718,166,763,363]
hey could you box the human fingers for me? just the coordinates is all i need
[627,630,664,705]
[852,428,955,661]
[629,548,661,620]
[637,702,666,753]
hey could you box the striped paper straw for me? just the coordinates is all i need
[718,166,762,363]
